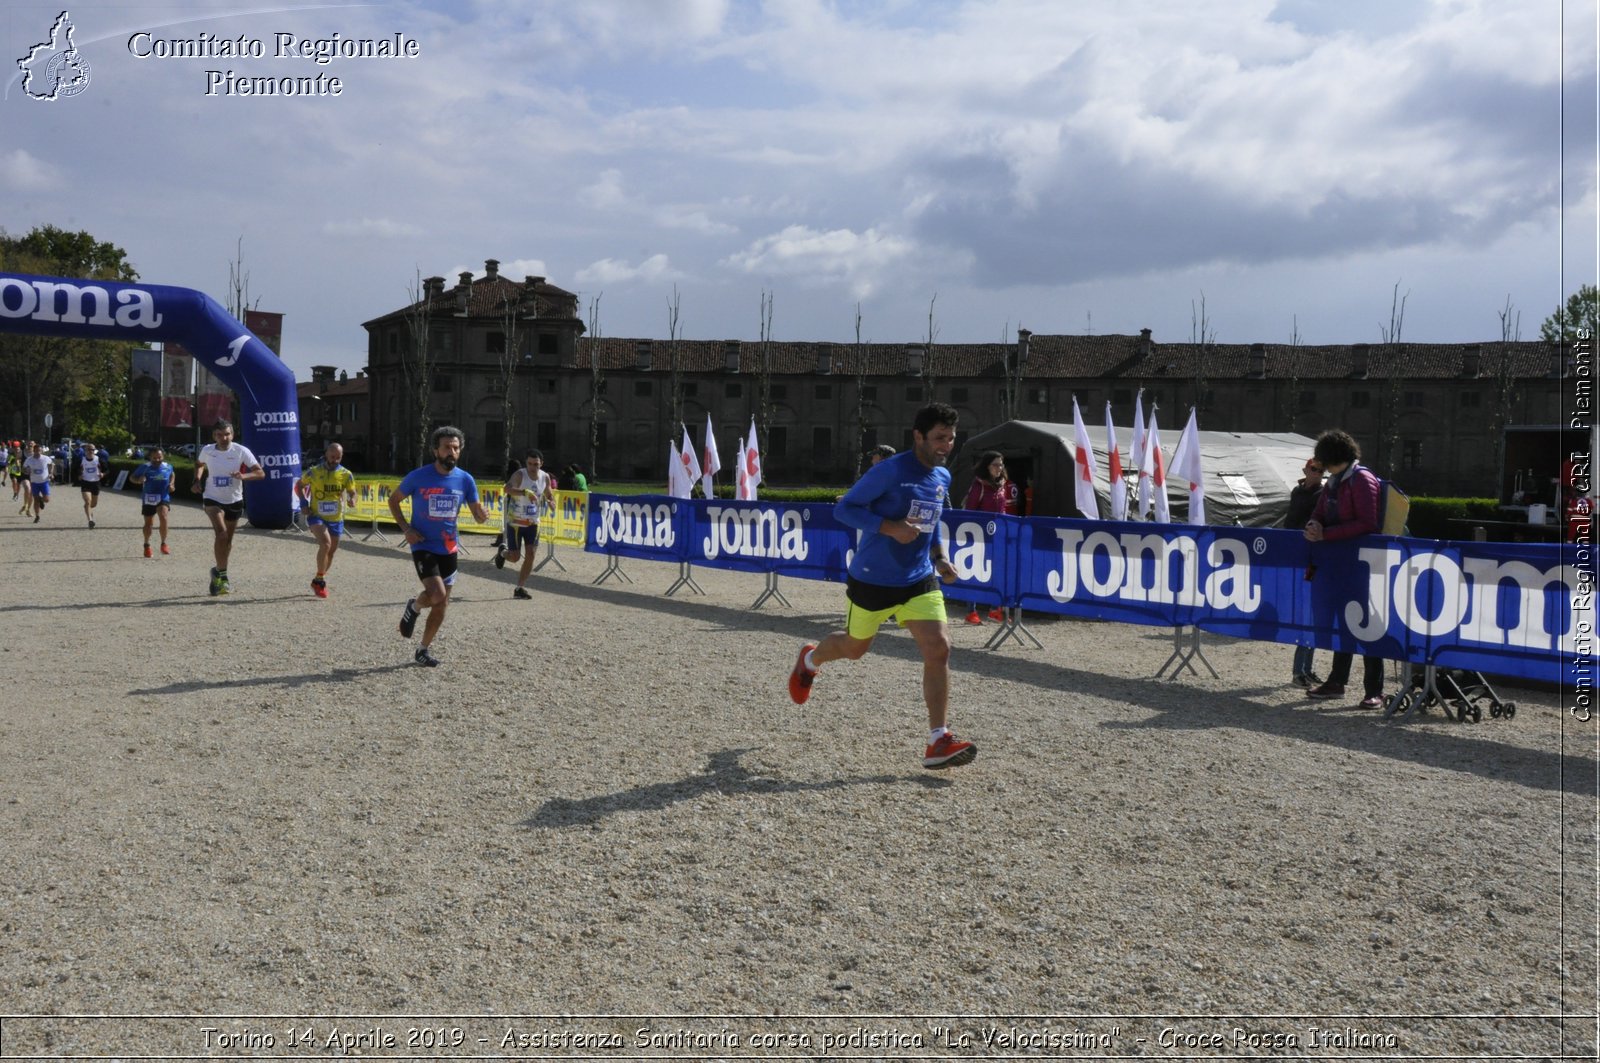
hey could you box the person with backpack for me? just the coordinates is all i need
[1303,429,1386,709]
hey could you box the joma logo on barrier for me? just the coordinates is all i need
[703,506,809,561]
[1348,546,1578,652]
[0,278,163,328]
[252,411,297,426]
[594,500,674,549]
[938,518,992,582]
[1046,529,1261,611]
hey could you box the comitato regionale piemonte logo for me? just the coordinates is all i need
[17,10,92,101]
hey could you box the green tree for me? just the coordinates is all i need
[1540,284,1599,343]
[0,225,140,443]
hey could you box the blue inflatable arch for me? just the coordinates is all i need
[0,271,302,528]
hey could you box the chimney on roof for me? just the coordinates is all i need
[635,339,653,371]
[1351,343,1370,379]
[454,278,470,315]
[423,276,444,299]
[311,365,336,392]
[1461,343,1482,378]
[905,343,924,375]
[723,340,741,373]
[1016,328,1032,364]
[816,342,833,375]
[1139,328,1153,356]
[484,259,499,280]
[1248,342,1266,379]
[457,271,473,287]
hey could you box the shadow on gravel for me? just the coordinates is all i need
[128,663,408,696]
[522,747,950,829]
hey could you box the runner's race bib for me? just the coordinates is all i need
[427,493,460,519]
[319,501,340,516]
[144,492,164,506]
[213,475,231,487]
[905,499,940,533]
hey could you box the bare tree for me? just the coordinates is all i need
[398,271,436,468]
[586,293,603,478]
[667,285,683,440]
[999,321,1031,423]
[922,293,940,398]
[1285,315,1302,433]
[225,237,256,319]
[494,280,534,473]
[1378,281,1409,476]
[757,288,774,458]
[1189,292,1216,412]
[1491,294,1522,490]
[852,303,868,477]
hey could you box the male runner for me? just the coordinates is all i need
[495,449,554,600]
[22,442,53,523]
[192,419,265,596]
[786,403,977,769]
[130,447,175,557]
[9,444,26,508]
[388,426,489,666]
[78,442,105,528]
[298,443,358,598]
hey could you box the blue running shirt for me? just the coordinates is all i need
[833,450,950,586]
[397,464,479,555]
[134,462,174,505]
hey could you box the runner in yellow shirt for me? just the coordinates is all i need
[298,442,358,598]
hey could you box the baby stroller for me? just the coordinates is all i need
[1384,664,1517,723]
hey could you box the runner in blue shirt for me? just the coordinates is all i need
[388,425,489,667]
[129,447,175,557]
[787,403,977,769]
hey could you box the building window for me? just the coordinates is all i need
[812,425,832,463]
[538,378,557,394]
[768,425,787,460]
[388,331,399,355]
[594,422,608,450]
[683,382,698,398]
[770,384,788,401]
[907,386,923,402]
[950,387,969,403]
[1460,390,1481,408]
[1402,439,1422,471]
[486,331,506,355]
[538,422,557,450]
[537,333,558,355]
[1404,391,1425,408]
[432,373,452,393]
[634,380,653,397]
[860,385,877,402]
[1298,390,1315,412]
[1030,388,1048,405]
[815,384,832,400]
[1350,390,1371,409]
[725,382,743,399]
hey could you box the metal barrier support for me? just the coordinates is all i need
[1155,625,1219,680]
[983,606,1043,650]
[750,571,792,610]
[665,561,706,597]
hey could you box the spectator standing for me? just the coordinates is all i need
[959,450,1018,625]
[1285,455,1325,687]
[1304,430,1385,709]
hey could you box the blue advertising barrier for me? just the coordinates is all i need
[0,271,302,527]
[586,496,1587,684]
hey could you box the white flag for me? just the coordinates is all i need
[1105,401,1127,522]
[1170,408,1206,525]
[738,418,762,500]
[701,412,721,499]
[1131,390,1150,519]
[679,424,702,493]
[1144,407,1171,523]
[668,441,690,498]
[1070,396,1098,520]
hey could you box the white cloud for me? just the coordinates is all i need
[0,149,57,192]
[725,225,917,297]
[321,218,423,239]
[575,253,681,285]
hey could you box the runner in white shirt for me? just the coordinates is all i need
[191,419,264,596]
[494,450,554,600]
[78,442,105,528]
[22,443,53,523]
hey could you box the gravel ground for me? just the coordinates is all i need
[0,487,1595,1060]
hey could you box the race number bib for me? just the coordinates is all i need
[905,499,940,533]
[213,475,231,488]
[319,501,340,516]
[427,493,460,519]
[144,492,164,506]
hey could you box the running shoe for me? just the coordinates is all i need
[923,731,978,769]
[160,542,170,555]
[33,515,39,523]
[965,610,982,625]
[493,547,506,570]
[143,544,152,559]
[312,578,328,599]
[987,608,1005,622]
[88,519,95,529]
[208,567,221,596]
[513,586,532,600]
[788,643,818,704]
[398,598,419,639]
[414,645,440,667]
[217,573,231,596]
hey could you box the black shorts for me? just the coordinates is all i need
[80,482,101,496]
[845,573,940,612]
[205,500,245,522]
[412,549,459,586]
[507,524,540,551]
[140,502,170,517]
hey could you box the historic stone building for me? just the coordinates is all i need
[363,261,1568,497]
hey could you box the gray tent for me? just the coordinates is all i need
[954,420,1318,527]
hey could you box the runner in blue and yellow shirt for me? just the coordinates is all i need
[298,442,358,599]
[785,402,977,770]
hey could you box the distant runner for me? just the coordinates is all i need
[298,442,358,598]
[495,449,554,600]
[22,442,53,524]
[78,442,105,529]
[130,447,175,558]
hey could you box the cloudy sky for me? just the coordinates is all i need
[2,0,1595,379]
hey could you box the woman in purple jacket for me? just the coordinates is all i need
[1303,430,1386,708]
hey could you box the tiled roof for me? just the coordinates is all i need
[297,377,369,399]
[363,273,581,327]
[570,334,1560,381]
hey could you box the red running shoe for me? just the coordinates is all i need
[312,578,328,599]
[788,643,818,704]
[964,610,982,625]
[159,542,170,555]
[923,731,978,769]
[143,544,152,559]
[987,607,1005,622]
